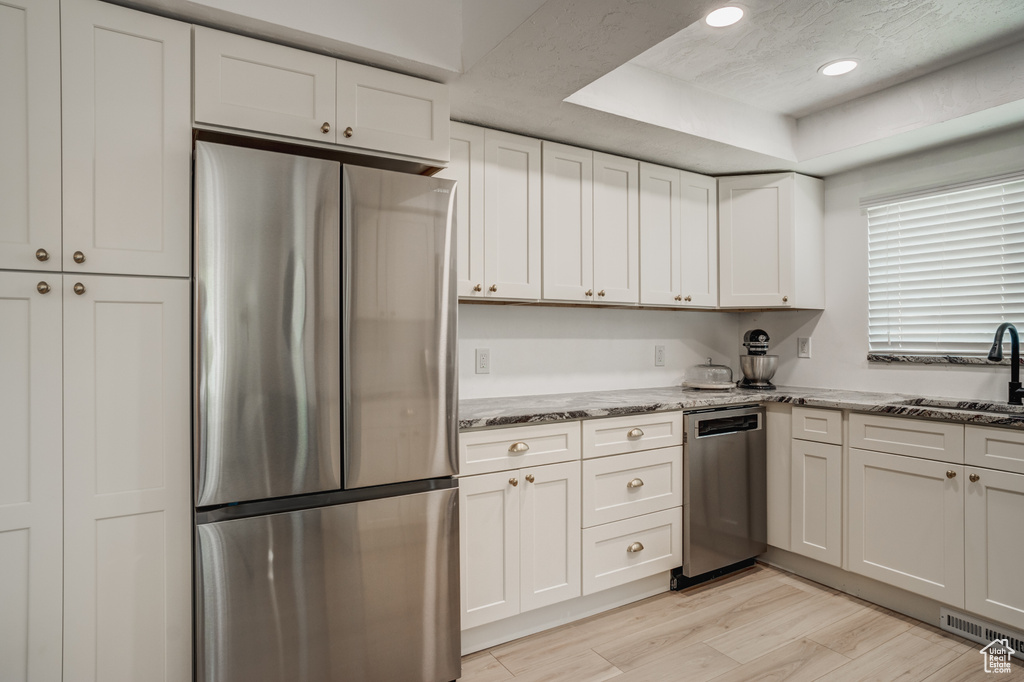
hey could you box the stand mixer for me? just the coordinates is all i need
[740,329,778,389]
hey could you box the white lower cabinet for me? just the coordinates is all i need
[0,272,63,681]
[790,439,842,566]
[460,461,581,629]
[848,447,965,606]
[965,466,1024,630]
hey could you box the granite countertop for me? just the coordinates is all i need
[458,385,1024,430]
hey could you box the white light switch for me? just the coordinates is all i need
[798,337,812,358]
[475,348,490,374]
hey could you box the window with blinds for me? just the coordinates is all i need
[866,175,1024,356]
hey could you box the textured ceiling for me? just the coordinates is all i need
[632,0,1024,118]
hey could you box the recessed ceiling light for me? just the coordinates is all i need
[705,6,744,28]
[819,59,858,76]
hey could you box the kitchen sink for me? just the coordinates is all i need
[895,397,1024,415]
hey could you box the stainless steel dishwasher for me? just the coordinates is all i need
[682,405,767,577]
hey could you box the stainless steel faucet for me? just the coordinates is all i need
[988,322,1024,405]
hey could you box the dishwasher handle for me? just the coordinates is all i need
[695,413,761,438]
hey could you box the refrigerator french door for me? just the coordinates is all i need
[193,141,460,682]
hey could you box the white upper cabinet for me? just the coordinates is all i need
[63,275,191,682]
[336,61,449,163]
[193,27,449,164]
[0,272,63,682]
[0,0,61,272]
[639,163,717,307]
[193,26,337,143]
[436,122,485,298]
[62,0,191,278]
[542,142,639,304]
[718,172,824,309]
[484,129,543,300]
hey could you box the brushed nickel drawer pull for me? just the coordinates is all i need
[627,428,644,439]
[508,442,529,454]
[627,542,644,553]
[626,478,644,489]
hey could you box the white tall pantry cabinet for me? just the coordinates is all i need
[1,0,192,680]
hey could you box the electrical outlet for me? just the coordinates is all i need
[475,348,490,374]
[798,337,812,359]
[654,345,666,367]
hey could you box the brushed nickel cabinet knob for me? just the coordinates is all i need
[674,295,682,301]
[473,283,482,292]
[35,248,49,262]
[782,295,789,303]
[585,289,593,297]
[627,542,644,553]
[73,251,86,264]
[597,290,606,297]
[489,284,498,292]
[525,474,535,483]
[321,122,331,134]
[343,126,354,138]
[684,295,692,302]
[37,281,51,294]
[509,477,518,487]
[969,473,980,483]
[73,282,86,295]
[946,470,956,479]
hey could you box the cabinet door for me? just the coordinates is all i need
[542,142,594,302]
[679,170,718,307]
[765,404,792,550]
[0,272,63,681]
[193,26,337,143]
[965,467,1024,630]
[484,131,542,300]
[437,122,486,298]
[61,0,191,277]
[718,173,794,308]
[0,0,61,272]
[639,163,682,306]
[520,461,581,612]
[336,60,450,163]
[459,472,520,629]
[63,275,191,682]
[592,153,639,304]
[790,440,842,566]
[848,448,964,606]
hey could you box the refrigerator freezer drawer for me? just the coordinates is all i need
[195,488,460,682]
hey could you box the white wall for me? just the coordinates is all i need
[742,127,1024,401]
[458,304,741,399]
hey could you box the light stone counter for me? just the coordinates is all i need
[458,385,1024,430]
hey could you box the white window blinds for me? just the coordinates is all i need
[866,175,1024,356]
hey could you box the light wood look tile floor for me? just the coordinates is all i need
[461,564,1024,682]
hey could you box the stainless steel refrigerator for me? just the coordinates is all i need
[192,141,460,682]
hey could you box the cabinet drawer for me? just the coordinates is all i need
[849,413,964,463]
[459,422,580,476]
[966,425,1024,475]
[582,447,682,527]
[792,407,842,445]
[582,508,682,595]
[582,412,682,459]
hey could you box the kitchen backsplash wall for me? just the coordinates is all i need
[458,304,741,399]
[742,126,1024,402]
